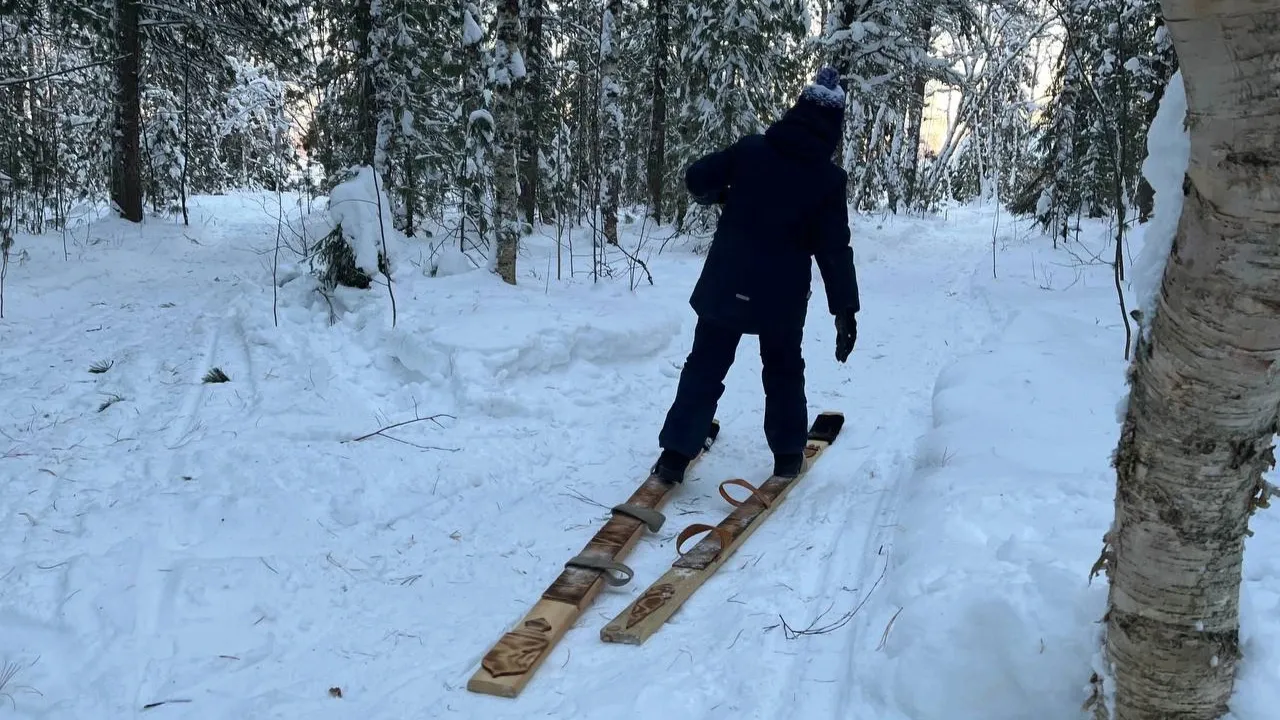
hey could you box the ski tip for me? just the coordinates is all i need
[810,411,844,443]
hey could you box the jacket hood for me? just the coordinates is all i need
[765,96,844,162]
[765,68,846,162]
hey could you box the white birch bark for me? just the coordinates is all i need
[1092,2,1280,718]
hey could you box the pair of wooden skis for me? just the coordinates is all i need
[466,411,845,698]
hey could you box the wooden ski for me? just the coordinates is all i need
[599,411,844,646]
[466,420,720,698]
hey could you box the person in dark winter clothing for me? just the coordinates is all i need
[652,67,860,484]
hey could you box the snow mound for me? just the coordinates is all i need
[868,294,1129,718]
[429,245,476,277]
[261,264,685,420]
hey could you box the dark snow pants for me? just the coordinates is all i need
[658,316,807,459]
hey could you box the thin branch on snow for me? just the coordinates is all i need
[348,413,459,452]
[0,657,42,709]
[561,489,609,510]
[772,560,889,639]
[877,607,904,650]
[141,698,192,710]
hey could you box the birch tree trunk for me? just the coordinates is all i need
[600,0,622,246]
[1092,2,1280,718]
[491,0,525,285]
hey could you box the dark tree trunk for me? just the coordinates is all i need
[180,51,190,226]
[518,0,546,227]
[903,18,932,209]
[111,0,143,223]
[645,0,669,223]
[492,0,525,284]
[403,145,417,236]
[357,0,378,167]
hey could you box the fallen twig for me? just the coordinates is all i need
[350,413,453,441]
[347,412,459,451]
[777,560,889,639]
[142,698,193,710]
[878,606,904,650]
[561,489,609,510]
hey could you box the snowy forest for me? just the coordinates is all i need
[12,1,1280,719]
[1,0,1176,281]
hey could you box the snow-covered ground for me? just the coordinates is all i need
[2,193,1278,719]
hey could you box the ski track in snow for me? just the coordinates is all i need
[0,198,1002,719]
[6,194,1277,719]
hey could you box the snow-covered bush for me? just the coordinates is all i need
[315,166,393,290]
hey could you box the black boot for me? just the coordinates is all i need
[773,452,804,478]
[652,449,692,484]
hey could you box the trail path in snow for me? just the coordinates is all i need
[0,196,1011,719]
[512,211,1006,720]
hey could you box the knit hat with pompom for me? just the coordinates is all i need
[800,67,845,109]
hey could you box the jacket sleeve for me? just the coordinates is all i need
[813,175,860,315]
[685,141,739,206]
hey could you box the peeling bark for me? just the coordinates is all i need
[1094,3,1280,718]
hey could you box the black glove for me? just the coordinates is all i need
[834,308,856,363]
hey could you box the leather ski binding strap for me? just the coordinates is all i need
[675,523,733,562]
[717,478,772,509]
[564,554,634,587]
[611,503,665,532]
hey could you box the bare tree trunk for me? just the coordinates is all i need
[1091,4,1280,719]
[645,0,669,223]
[111,0,143,222]
[402,145,417,236]
[180,50,190,226]
[600,0,622,246]
[356,0,378,168]
[903,18,932,210]
[492,0,525,285]
[518,0,546,227]
[460,1,489,255]
[0,179,11,318]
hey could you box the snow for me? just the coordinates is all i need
[2,193,1280,720]
[462,10,483,46]
[509,48,526,80]
[326,166,395,277]
[1131,70,1188,329]
[429,245,476,277]
[599,10,615,55]
[468,108,494,133]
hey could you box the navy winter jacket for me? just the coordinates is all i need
[684,97,860,336]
